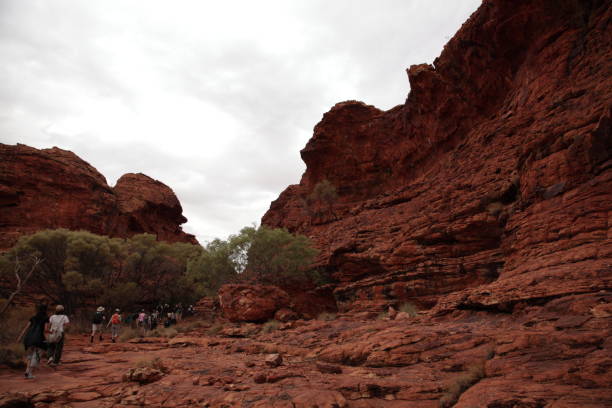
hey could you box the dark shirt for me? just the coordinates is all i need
[24,313,49,349]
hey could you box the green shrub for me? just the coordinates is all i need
[261,320,280,334]
[175,320,206,333]
[439,361,486,407]
[135,356,169,373]
[317,312,337,321]
[376,311,389,320]
[206,322,224,335]
[399,302,418,317]
[118,327,140,342]
[148,327,178,338]
[0,342,26,368]
[0,302,34,346]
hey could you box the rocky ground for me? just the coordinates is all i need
[1,291,610,408]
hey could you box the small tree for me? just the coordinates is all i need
[0,254,43,318]
[242,226,319,285]
[306,179,338,219]
[186,238,239,297]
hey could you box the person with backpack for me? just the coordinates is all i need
[90,306,105,343]
[17,304,49,379]
[47,305,69,365]
[106,309,122,343]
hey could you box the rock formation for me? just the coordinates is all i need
[0,143,197,249]
[262,0,612,314]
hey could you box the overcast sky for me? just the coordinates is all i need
[0,0,481,243]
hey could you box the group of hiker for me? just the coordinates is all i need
[17,302,195,380]
[17,304,70,379]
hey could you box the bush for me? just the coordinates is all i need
[439,361,486,407]
[206,322,224,335]
[0,342,26,368]
[377,311,389,320]
[148,327,178,338]
[261,320,280,334]
[175,320,206,334]
[135,356,169,373]
[0,302,33,346]
[317,312,337,321]
[399,302,418,317]
[118,327,141,342]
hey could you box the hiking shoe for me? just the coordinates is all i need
[24,373,35,379]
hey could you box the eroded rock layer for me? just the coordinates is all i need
[262,0,612,313]
[0,144,197,248]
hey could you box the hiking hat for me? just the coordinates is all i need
[56,305,64,312]
[115,308,120,312]
[97,306,105,312]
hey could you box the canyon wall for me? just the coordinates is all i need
[262,0,612,312]
[0,143,197,249]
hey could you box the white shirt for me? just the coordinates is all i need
[49,314,70,334]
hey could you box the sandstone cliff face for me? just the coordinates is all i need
[0,144,197,249]
[262,0,612,312]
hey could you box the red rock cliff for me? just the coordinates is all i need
[0,144,197,249]
[262,0,612,312]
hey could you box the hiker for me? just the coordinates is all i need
[107,309,122,343]
[175,304,183,322]
[47,305,70,365]
[91,306,106,343]
[137,310,147,334]
[17,304,49,379]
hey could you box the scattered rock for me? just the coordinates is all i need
[264,353,283,367]
[122,367,164,384]
[316,362,343,374]
[253,373,267,384]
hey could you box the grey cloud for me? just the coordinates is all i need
[0,0,481,243]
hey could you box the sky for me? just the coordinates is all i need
[0,0,481,243]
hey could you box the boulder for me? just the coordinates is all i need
[123,367,164,384]
[264,353,283,367]
[218,284,290,322]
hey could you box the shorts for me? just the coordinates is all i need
[92,323,102,332]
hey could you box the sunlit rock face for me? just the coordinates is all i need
[262,0,612,312]
[0,143,197,249]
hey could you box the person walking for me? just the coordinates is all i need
[106,309,122,343]
[91,306,105,343]
[17,304,49,379]
[137,310,147,334]
[47,305,69,365]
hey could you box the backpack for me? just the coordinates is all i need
[92,312,103,324]
[111,314,121,325]
[47,329,62,344]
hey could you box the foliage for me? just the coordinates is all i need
[135,356,169,373]
[439,361,486,407]
[399,302,418,317]
[317,312,337,321]
[3,229,201,313]
[2,225,318,316]
[206,322,224,335]
[304,179,338,218]
[0,302,32,368]
[261,319,280,333]
[186,238,239,297]
[118,327,140,342]
[238,225,319,285]
[187,225,319,287]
